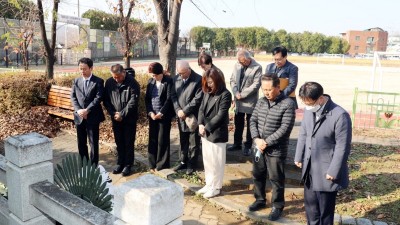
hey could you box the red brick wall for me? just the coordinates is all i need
[342,30,388,56]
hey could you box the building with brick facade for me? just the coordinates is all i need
[341,27,388,56]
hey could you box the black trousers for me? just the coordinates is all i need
[304,175,337,225]
[112,121,136,167]
[148,118,171,170]
[234,112,252,148]
[252,153,285,209]
[178,127,200,168]
[76,120,100,166]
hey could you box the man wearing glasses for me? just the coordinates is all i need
[229,50,262,156]
[171,60,203,175]
[265,46,298,108]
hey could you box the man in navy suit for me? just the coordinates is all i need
[294,82,352,225]
[71,58,105,166]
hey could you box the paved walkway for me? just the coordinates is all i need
[51,118,399,225]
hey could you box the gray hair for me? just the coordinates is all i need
[176,60,190,70]
[237,50,251,59]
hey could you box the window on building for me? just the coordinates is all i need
[367,37,374,43]
[355,46,359,50]
[355,36,360,41]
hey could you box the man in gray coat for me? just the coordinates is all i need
[294,82,352,225]
[229,50,262,156]
[171,60,204,175]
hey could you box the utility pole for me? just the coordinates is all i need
[78,0,80,37]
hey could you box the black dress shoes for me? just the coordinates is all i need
[186,167,194,175]
[122,166,132,177]
[173,162,187,172]
[242,147,252,156]
[112,165,124,174]
[227,144,242,151]
[248,201,267,211]
[268,207,283,221]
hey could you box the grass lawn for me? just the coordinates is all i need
[336,143,400,224]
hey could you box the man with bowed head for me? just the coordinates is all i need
[248,73,296,221]
[71,57,105,166]
[265,46,299,108]
[295,82,352,225]
[171,60,203,175]
[104,64,140,176]
[229,49,262,156]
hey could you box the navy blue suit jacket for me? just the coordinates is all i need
[295,96,352,192]
[71,75,105,125]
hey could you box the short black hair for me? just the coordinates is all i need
[148,62,164,74]
[298,82,324,101]
[110,64,124,74]
[261,73,280,87]
[78,57,93,68]
[272,46,288,57]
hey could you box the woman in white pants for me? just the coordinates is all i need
[197,68,232,198]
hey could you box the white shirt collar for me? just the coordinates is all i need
[83,74,93,81]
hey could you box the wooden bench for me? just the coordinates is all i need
[47,85,74,120]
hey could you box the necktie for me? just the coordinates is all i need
[84,80,89,94]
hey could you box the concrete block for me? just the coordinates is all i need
[114,219,128,225]
[167,219,182,225]
[334,214,341,225]
[0,196,10,225]
[5,133,52,167]
[9,213,54,225]
[373,221,388,225]
[7,162,53,221]
[113,174,184,225]
[0,155,7,185]
[342,215,357,225]
[357,218,373,225]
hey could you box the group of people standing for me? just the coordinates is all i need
[70,45,352,224]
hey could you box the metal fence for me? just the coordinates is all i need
[352,88,400,129]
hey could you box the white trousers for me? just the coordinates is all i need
[201,137,226,190]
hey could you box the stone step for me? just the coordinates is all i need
[196,162,302,189]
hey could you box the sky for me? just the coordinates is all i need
[56,0,400,37]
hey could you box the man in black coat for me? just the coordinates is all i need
[71,57,105,166]
[249,74,296,221]
[171,60,204,174]
[103,64,140,176]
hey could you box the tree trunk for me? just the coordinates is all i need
[124,53,131,68]
[37,0,58,79]
[46,55,55,77]
[153,0,182,76]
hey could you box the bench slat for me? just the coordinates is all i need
[47,85,75,119]
[49,89,72,95]
[51,85,72,91]
[47,110,74,120]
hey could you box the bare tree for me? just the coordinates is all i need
[153,0,182,76]
[37,0,59,79]
[113,0,153,68]
[1,0,38,71]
